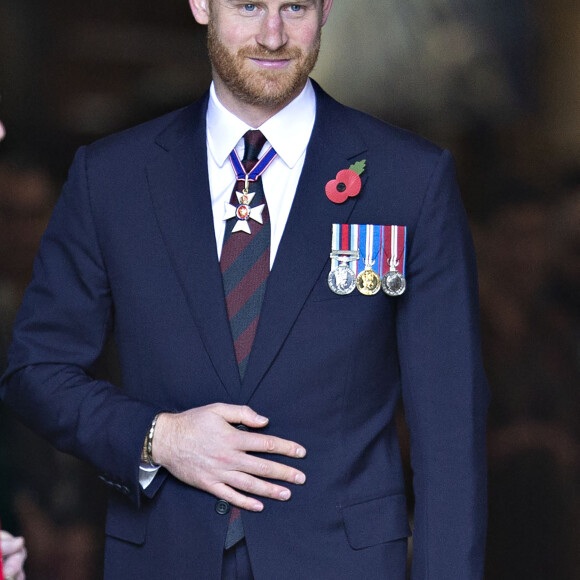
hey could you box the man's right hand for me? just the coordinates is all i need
[151,404,307,512]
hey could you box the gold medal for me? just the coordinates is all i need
[357,267,381,295]
[356,225,381,295]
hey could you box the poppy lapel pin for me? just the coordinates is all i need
[325,160,366,204]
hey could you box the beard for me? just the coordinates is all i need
[207,18,321,109]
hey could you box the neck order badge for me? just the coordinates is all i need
[224,142,277,235]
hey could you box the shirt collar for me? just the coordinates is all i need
[206,80,317,170]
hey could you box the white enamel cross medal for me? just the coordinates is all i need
[223,188,265,235]
[224,145,278,235]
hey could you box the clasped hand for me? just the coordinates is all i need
[1,530,27,580]
[152,404,307,512]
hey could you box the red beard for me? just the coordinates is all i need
[207,18,321,109]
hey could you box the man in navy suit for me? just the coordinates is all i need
[1,0,489,578]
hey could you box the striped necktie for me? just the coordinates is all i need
[220,130,272,379]
[220,130,271,550]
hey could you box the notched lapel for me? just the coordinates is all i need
[241,88,368,401]
[146,99,242,400]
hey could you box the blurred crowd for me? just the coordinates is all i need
[474,173,580,578]
[0,156,107,579]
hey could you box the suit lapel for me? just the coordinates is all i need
[147,96,241,400]
[241,86,368,401]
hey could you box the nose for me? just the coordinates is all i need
[257,13,288,51]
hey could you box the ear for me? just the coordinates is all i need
[320,0,333,27]
[189,0,210,25]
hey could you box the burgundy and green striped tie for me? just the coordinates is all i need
[221,130,271,379]
[220,130,270,549]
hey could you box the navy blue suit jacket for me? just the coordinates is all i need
[1,83,488,579]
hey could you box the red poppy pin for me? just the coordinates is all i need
[325,160,366,204]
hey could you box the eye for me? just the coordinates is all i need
[283,4,306,16]
[242,3,257,11]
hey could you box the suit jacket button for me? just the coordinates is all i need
[215,500,230,515]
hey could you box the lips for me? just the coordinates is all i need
[250,58,291,69]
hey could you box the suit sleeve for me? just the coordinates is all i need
[0,147,161,507]
[397,150,489,579]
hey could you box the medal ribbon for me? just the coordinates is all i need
[229,146,278,183]
[331,224,359,274]
[382,225,407,275]
[332,224,407,280]
[357,224,381,273]
[349,224,359,275]
[331,224,339,270]
[379,225,386,276]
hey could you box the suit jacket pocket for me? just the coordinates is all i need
[105,493,151,545]
[341,493,411,550]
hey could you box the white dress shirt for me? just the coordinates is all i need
[140,80,317,486]
[207,79,316,268]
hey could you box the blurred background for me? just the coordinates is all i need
[0,0,578,578]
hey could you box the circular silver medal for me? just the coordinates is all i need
[328,264,357,295]
[381,271,406,296]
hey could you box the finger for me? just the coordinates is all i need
[238,432,307,459]
[4,553,26,577]
[227,471,295,501]
[0,530,19,544]
[211,404,269,429]
[210,482,264,512]
[236,454,307,485]
[1,535,24,555]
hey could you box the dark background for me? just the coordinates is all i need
[1,1,579,578]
